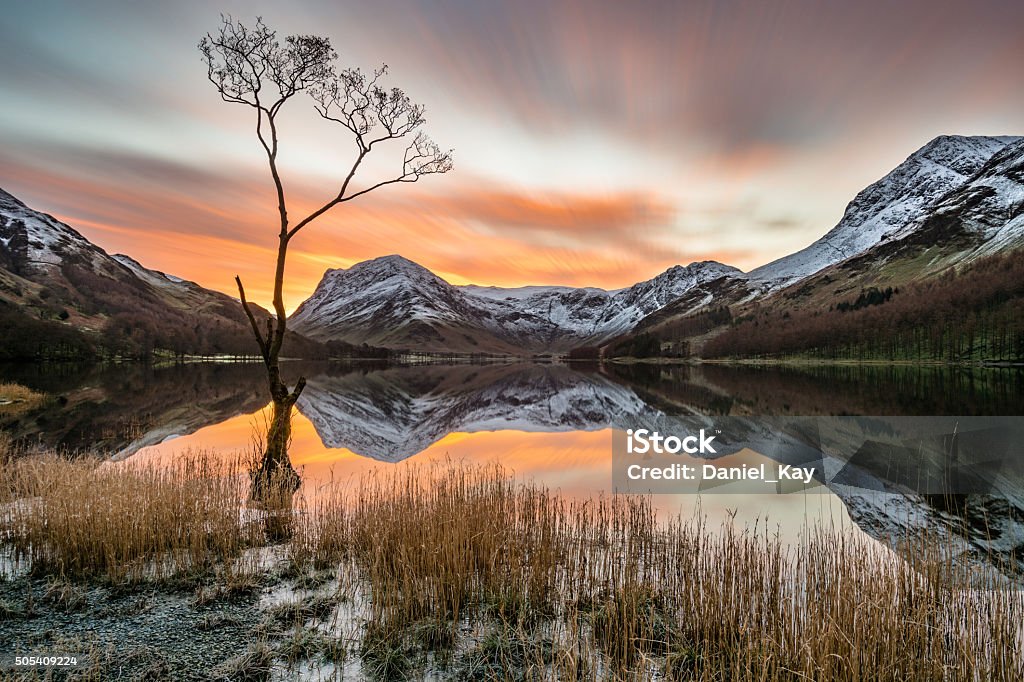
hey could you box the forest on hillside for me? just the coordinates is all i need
[0,298,389,362]
[702,251,1024,362]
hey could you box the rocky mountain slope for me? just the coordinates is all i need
[0,188,313,358]
[890,136,1024,260]
[757,136,1024,310]
[747,135,1021,289]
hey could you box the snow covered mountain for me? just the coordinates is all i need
[0,188,301,358]
[765,135,1024,301]
[625,135,1024,345]
[748,135,1021,289]
[290,255,547,353]
[294,135,1022,353]
[0,188,206,298]
[6,134,1022,357]
[596,261,740,330]
[291,255,741,353]
[900,136,1024,261]
[0,188,126,278]
[0,186,224,313]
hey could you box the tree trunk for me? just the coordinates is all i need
[250,378,299,540]
[235,231,307,506]
[250,367,305,502]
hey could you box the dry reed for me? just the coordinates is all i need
[288,462,1023,681]
[2,451,1021,680]
[0,382,45,415]
[1,449,259,583]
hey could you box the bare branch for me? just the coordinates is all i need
[339,132,453,203]
[235,275,269,363]
[199,15,337,239]
[291,376,307,401]
[199,16,335,116]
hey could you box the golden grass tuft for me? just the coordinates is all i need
[1,450,260,583]
[0,381,46,415]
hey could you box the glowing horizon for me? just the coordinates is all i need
[2,0,1022,311]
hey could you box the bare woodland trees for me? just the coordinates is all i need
[199,17,452,496]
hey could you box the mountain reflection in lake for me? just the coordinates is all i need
[3,360,1023,578]
[5,361,1022,457]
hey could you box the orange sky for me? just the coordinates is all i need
[2,1,1023,311]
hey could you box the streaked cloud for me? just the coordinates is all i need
[1,0,1022,309]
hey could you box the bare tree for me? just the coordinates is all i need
[199,17,452,497]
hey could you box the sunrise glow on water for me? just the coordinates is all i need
[130,403,853,544]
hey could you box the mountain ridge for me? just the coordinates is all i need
[290,253,742,352]
[294,135,1023,353]
[5,134,1022,357]
[746,134,1021,289]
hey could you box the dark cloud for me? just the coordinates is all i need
[351,0,1024,153]
[1,0,1021,295]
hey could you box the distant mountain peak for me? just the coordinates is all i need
[911,134,1022,175]
[348,253,416,268]
[663,260,739,277]
[327,253,443,283]
[291,254,749,353]
[374,253,420,266]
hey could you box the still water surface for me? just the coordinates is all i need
[3,360,1023,572]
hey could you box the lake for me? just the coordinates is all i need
[3,359,1023,577]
